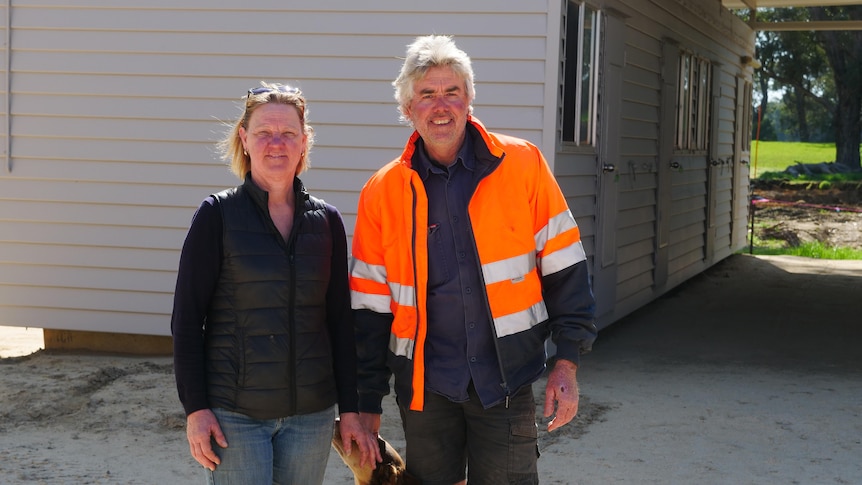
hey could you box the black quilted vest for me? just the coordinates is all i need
[205,176,336,419]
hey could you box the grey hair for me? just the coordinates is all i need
[392,35,475,125]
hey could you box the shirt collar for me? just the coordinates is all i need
[414,132,475,180]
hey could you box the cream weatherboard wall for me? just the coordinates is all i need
[560,0,756,327]
[0,0,755,340]
[0,1,557,337]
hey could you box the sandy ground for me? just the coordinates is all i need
[1,254,861,484]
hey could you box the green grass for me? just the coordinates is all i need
[750,141,862,182]
[742,241,862,259]
[745,141,862,259]
[750,141,836,176]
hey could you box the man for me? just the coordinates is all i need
[350,35,598,485]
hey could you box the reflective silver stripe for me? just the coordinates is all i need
[351,283,415,312]
[350,290,392,313]
[350,258,388,284]
[389,281,416,307]
[538,240,587,276]
[389,333,414,359]
[481,252,535,285]
[535,210,578,252]
[493,300,549,338]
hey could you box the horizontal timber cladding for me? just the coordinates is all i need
[0,1,557,337]
[555,0,753,327]
[0,0,754,339]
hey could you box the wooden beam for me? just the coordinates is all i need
[753,20,862,31]
[43,329,172,355]
[725,0,862,9]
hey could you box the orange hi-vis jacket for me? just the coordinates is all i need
[350,117,596,412]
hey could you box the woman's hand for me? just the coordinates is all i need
[186,409,228,471]
[337,412,382,468]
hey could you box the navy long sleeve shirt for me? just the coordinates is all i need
[414,136,508,408]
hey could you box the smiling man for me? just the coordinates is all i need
[349,35,598,485]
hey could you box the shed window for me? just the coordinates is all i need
[675,52,712,151]
[561,1,601,146]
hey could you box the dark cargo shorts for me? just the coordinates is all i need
[398,383,540,485]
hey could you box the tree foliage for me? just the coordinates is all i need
[749,7,862,170]
[809,6,862,171]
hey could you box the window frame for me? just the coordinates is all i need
[674,50,712,153]
[560,1,602,148]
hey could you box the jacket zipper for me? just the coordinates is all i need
[408,179,424,410]
[409,180,421,358]
[284,197,302,415]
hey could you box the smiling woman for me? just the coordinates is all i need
[170,82,379,484]
[0,325,44,358]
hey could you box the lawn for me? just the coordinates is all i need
[750,141,862,180]
[746,141,862,259]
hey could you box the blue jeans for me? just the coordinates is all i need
[205,405,335,485]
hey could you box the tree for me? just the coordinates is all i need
[752,7,862,170]
[753,105,777,141]
[810,6,862,171]
[754,9,832,141]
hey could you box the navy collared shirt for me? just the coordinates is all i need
[413,134,505,408]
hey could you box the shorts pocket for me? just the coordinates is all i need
[508,421,540,483]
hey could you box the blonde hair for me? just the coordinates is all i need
[393,35,475,125]
[218,82,315,179]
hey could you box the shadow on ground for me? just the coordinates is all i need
[588,254,862,374]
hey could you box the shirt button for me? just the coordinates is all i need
[459,251,466,259]
[465,287,472,294]
[469,322,475,329]
[453,216,459,223]
[470,357,477,363]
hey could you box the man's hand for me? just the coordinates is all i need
[338,412,383,469]
[543,359,580,432]
[359,412,382,437]
[186,409,228,471]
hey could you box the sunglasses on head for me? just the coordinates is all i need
[247,85,300,98]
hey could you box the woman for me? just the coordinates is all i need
[171,82,379,484]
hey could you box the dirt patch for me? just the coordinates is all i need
[749,179,862,250]
[0,351,195,484]
[0,352,181,434]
